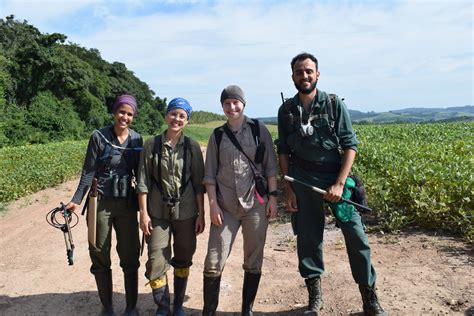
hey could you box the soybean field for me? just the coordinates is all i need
[0,121,472,241]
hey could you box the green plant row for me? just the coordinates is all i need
[0,140,87,202]
[1,122,472,241]
[353,122,473,241]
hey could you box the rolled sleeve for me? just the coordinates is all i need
[203,132,218,186]
[190,140,206,194]
[336,97,359,151]
[136,138,154,194]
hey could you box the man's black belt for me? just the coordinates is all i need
[293,156,341,173]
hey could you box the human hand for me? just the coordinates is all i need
[195,213,205,234]
[324,183,344,203]
[209,204,224,226]
[285,187,298,212]
[65,201,78,212]
[139,211,153,236]
[266,196,278,219]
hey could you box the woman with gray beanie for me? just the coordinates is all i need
[202,85,279,315]
[67,94,143,316]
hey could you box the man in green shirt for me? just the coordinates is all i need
[277,53,387,316]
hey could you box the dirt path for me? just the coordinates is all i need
[0,178,472,315]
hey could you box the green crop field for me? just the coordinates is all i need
[1,121,472,241]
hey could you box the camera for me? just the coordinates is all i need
[163,196,180,220]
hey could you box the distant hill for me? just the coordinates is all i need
[258,105,474,124]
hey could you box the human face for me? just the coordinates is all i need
[222,98,244,121]
[113,103,134,129]
[292,58,320,95]
[165,108,188,132]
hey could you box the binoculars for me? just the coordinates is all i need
[112,175,130,198]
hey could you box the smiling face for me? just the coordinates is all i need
[113,103,135,130]
[292,58,320,95]
[165,108,188,132]
[222,98,244,122]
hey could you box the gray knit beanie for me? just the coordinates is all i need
[220,85,246,106]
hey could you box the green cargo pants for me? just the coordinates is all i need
[290,165,376,286]
[145,216,197,281]
[89,197,140,274]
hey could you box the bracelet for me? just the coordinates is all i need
[267,190,278,197]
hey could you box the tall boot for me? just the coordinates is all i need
[304,277,323,315]
[172,271,189,316]
[124,270,139,316]
[94,270,115,316]
[359,284,388,316]
[241,272,261,316]
[151,275,171,316]
[173,276,188,316]
[202,275,221,316]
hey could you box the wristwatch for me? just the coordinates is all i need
[268,190,278,197]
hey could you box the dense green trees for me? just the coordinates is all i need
[0,15,165,147]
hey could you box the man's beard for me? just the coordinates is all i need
[294,80,317,95]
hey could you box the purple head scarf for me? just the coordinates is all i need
[112,95,137,114]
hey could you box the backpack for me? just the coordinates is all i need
[152,134,192,196]
[348,175,369,211]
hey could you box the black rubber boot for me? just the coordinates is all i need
[153,284,171,316]
[304,277,323,315]
[94,270,116,316]
[202,275,221,316]
[241,272,261,316]
[359,284,388,316]
[124,270,139,316]
[172,276,188,316]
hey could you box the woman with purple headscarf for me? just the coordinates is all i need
[67,94,143,316]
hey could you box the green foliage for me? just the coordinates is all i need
[26,91,86,143]
[190,111,226,124]
[132,102,165,135]
[353,122,474,241]
[0,15,163,147]
[0,140,87,202]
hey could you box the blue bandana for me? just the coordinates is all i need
[167,97,192,120]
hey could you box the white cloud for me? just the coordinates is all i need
[1,0,472,116]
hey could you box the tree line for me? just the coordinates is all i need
[0,15,169,147]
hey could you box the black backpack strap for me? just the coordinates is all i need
[152,135,163,193]
[328,94,338,133]
[180,136,190,195]
[213,125,225,172]
[249,118,260,145]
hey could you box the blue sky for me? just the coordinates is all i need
[1,0,472,117]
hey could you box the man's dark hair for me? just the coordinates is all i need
[291,52,318,71]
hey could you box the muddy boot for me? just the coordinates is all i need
[359,284,388,316]
[202,275,221,316]
[94,270,116,316]
[153,284,171,316]
[241,272,261,316]
[124,270,139,316]
[304,277,323,315]
[172,268,189,316]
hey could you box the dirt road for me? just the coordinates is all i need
[0,178,472,315]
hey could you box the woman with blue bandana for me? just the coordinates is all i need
[136,97,205,315]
